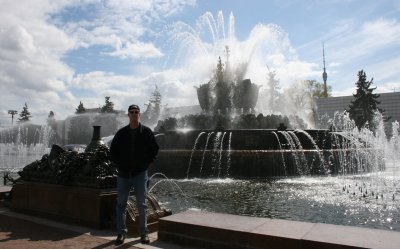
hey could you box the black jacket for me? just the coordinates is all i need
[110,123,159,177]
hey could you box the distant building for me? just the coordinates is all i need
[85,108,125,115]
[316,92,400,134]
[160,105,202,119]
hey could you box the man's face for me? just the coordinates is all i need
[128,109,140,122]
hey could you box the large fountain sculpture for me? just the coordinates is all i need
[151,54,384,179]
[196,57,260,114]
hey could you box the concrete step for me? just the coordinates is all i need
[158,210,400,249]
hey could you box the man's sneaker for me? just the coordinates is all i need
[115,233,125,245]
[140,234,150,244]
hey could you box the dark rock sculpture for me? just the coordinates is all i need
[18,143,117,188]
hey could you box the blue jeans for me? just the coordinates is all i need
[116,170,148,235]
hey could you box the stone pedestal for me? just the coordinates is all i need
[10,181,172,233]
[11,182,116,229]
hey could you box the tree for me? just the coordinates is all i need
[266,66,281,113]
[48,110,55,118]
[101,96,115,113]
[213,56,233,114]
[142,85,162,125]
[306,80,332,98]
[348,70,383,130]
[286,80,314,112]
[215,56,224,82]
[283,80,319,127]
[18,103,32,123]
[76,101,86,114]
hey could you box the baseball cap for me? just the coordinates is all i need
[128,104,140,112]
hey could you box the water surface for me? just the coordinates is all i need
[150,175,400,231]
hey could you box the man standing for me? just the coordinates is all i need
[110,104,159,245]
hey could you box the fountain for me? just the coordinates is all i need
[0,123,53,175]
[147,110,400,231]
[151,52,383,179]
[146,11,400,233]
[1,11,399,235]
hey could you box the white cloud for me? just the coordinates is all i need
[0,0,77,125]
[60,0,196,59]
[107,40,163,59]
[71,71,147,92]
[333,18,400,61]
[0,0,197,125]
[69,70,167,111]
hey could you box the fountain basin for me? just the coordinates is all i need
[152,129,384,178]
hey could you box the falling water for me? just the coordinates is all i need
[272,131,287,175]
[210,132,222,175]
[184,131,234,178]
[217,132,227,177]
[0,124,53,174]
[295,129,327,174]
[225,132,232,176]
[149,173,186,197]
[328,112,399,203]
[148,172,188,208]
[279,131,301,174]
[288,131,309,174]
[186,131,206,178]
[389,121,399,181]
[199,132,214,174]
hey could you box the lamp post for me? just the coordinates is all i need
[8,110,18,125]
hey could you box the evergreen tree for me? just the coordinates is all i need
[215,56,224,82]
[101,96,115,113]
[48,110,55,118]
[76,101,86,114]
[348,70,383,130]
[142,85,162,125]
[213,56,233,114]
[18,103,31,122]
[266,66,280,113]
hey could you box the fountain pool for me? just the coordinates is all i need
[148,115,399,232]
[149,172,400,232]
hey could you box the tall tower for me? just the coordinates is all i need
[322,43,328,98]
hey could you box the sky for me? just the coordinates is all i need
[0,0,399,126]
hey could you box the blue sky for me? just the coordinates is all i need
[0,0,399,125]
